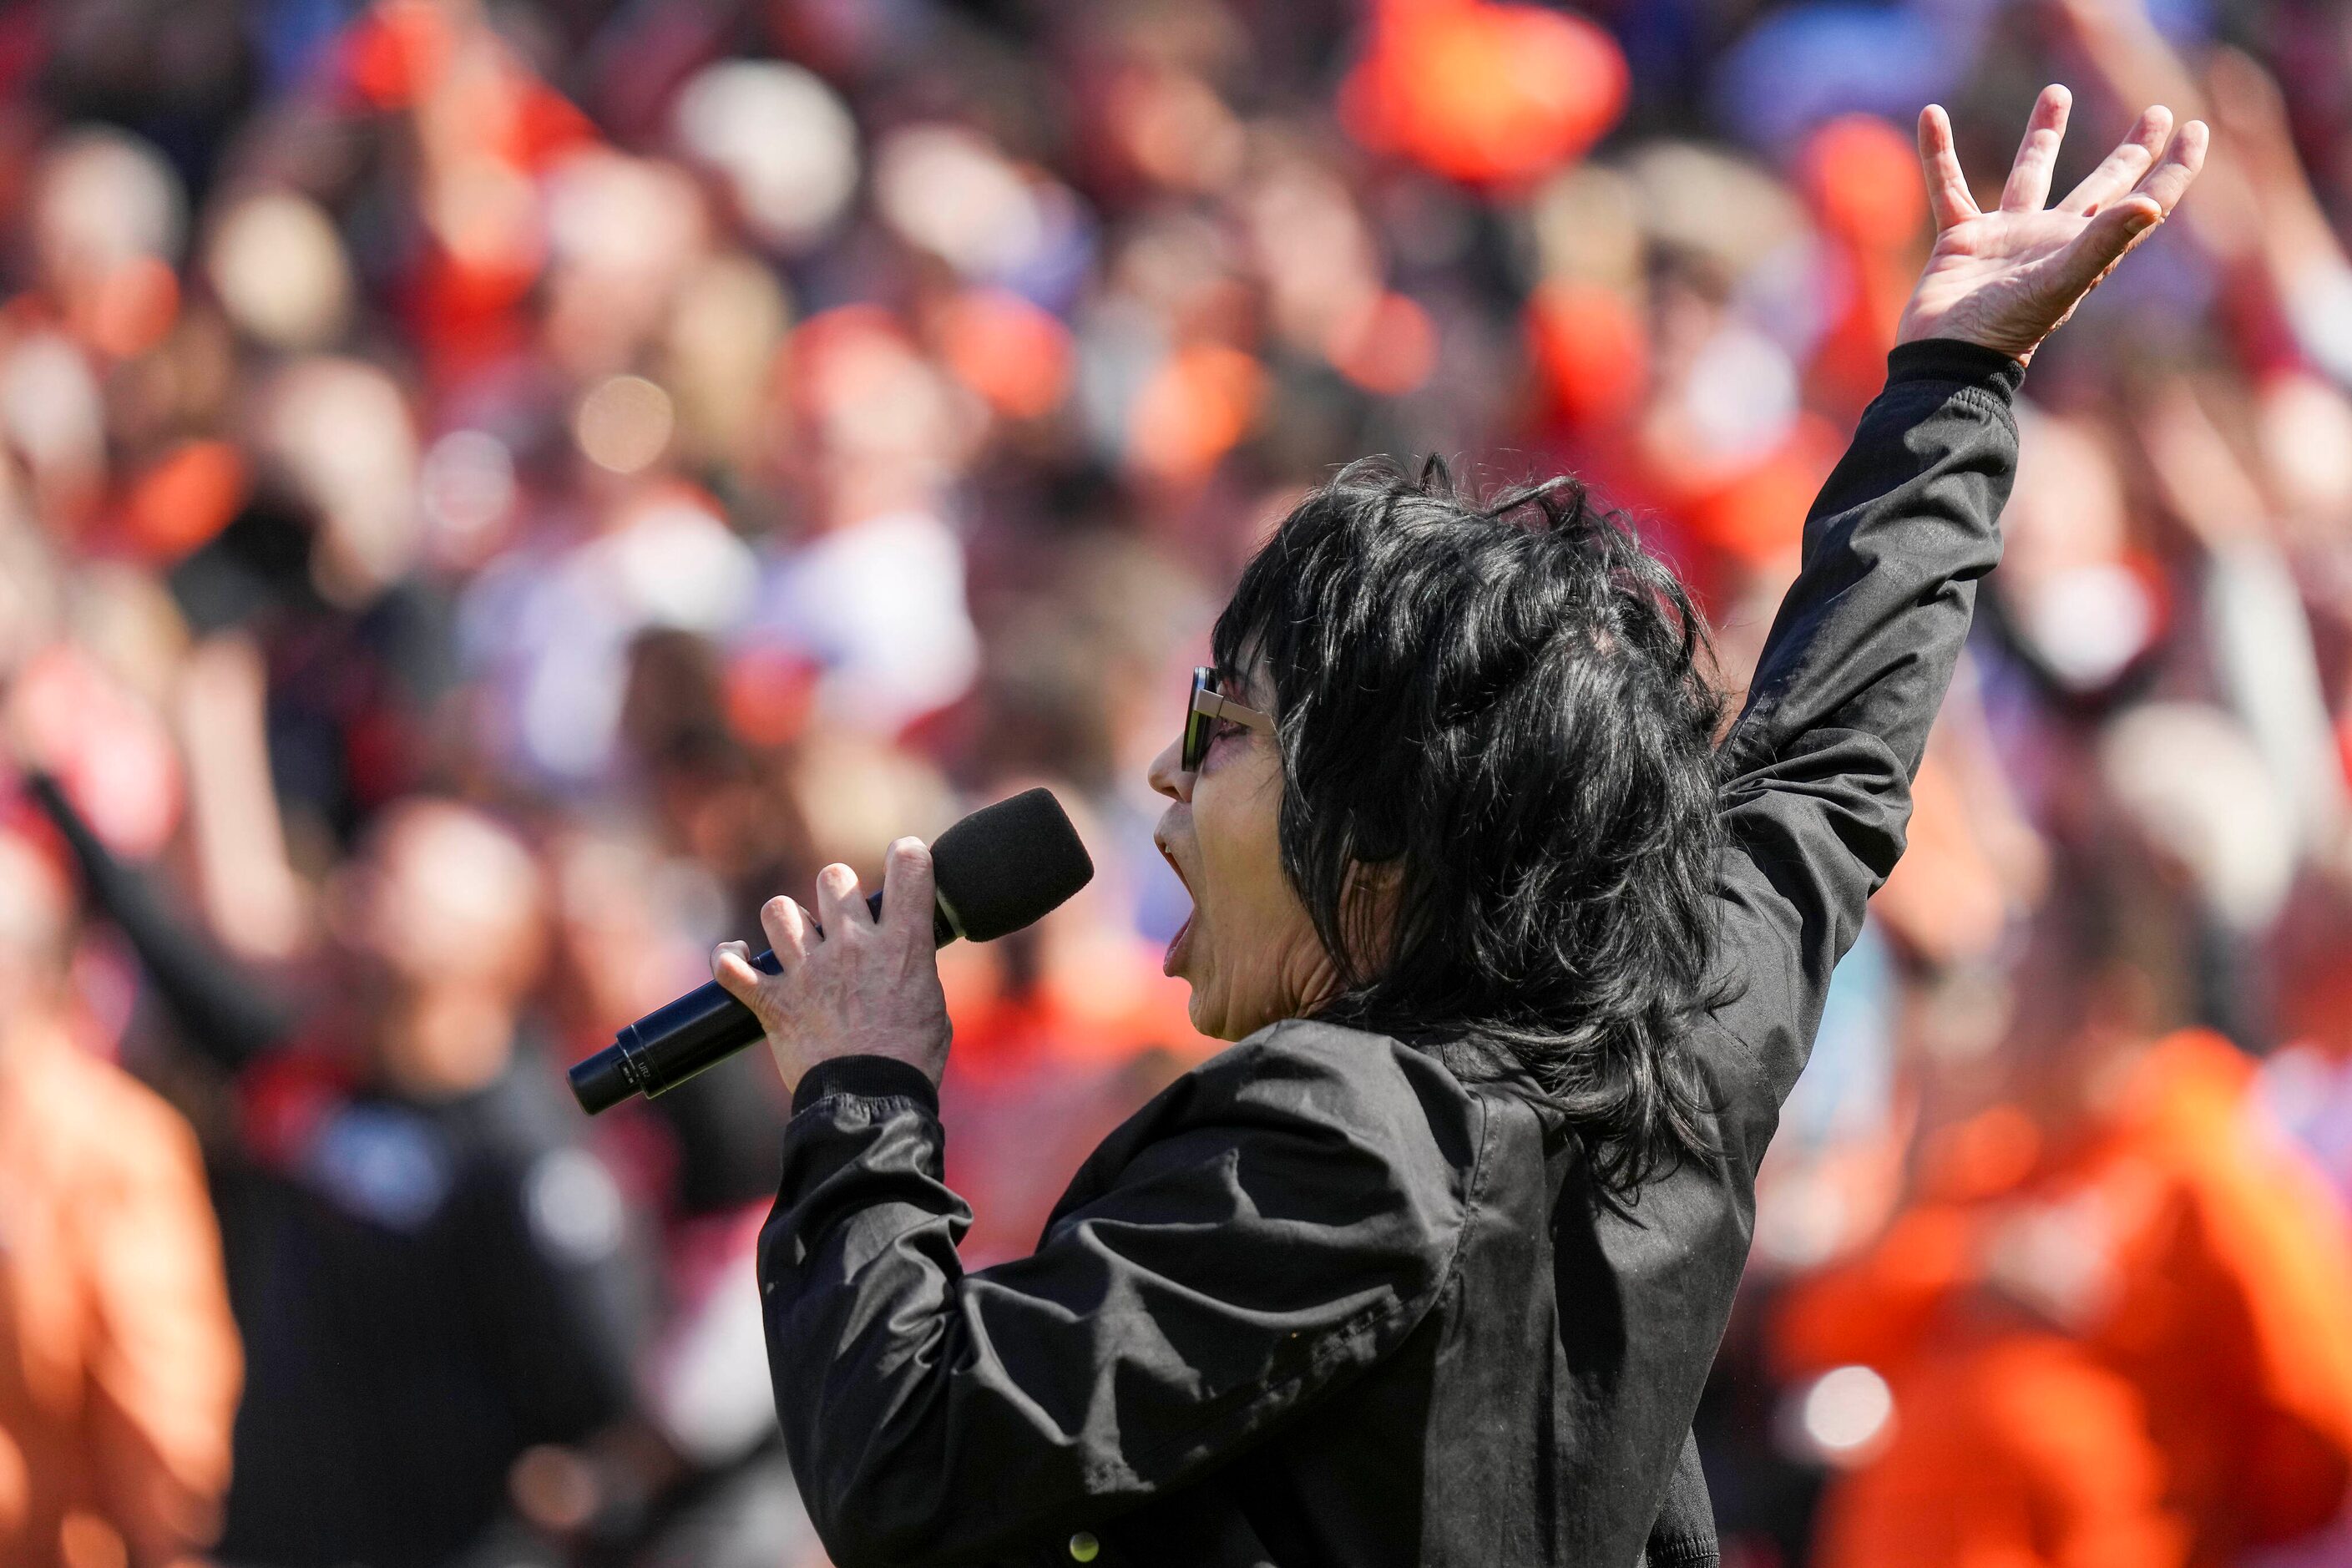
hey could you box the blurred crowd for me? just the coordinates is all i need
[3,0,2352,1563]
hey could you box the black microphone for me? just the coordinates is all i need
[568,788,1094,1114]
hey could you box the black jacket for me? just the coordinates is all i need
[759,340,2024,1568]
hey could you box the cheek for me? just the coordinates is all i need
[1190,747,1319,1027]
[1194,750,1287,925]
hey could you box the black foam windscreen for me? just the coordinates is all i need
[930,787,1094,942]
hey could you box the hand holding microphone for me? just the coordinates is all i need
[568,788,1094,1113]
[714,838,952,1094]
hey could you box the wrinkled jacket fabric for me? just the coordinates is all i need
[759,340,2024,1568]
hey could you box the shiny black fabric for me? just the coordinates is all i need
[759,340,2024,1568]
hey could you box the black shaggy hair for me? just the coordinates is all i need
[1212,456,1727,1196]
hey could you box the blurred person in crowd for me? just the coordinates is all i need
[0,823,241,1568]
[597,627,807,1226]
[717,89,2204,1568]
[1776,828,2352,1568]
[25,771,665,1567]
[2255,872,2352,1273]
[1694,657,2055,1560]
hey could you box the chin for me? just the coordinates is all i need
[1182,984,1237,1044]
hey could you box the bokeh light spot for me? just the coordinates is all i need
[1329,291,1437,397]
[208,193,354,350]
[940,289,1074,419]
[420,429,518,560]
[124,439,247,561]
[1800,1365,1894,1464]
[574,375,675,474]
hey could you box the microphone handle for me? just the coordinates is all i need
[568,889,954,1115]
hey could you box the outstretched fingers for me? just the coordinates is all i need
[2058,105,2172,215]
[2134,117,2209,217]
[1918,104,1979,231]
[2001,84,2073,213]
[2049,119,2209,300]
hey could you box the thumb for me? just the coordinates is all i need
[712,941,769,1014]
[2052,196,2162,301]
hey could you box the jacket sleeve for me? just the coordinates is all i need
[758,1025,1472,1568]
[1708,339,2022,1126]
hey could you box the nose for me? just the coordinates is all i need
[1146,735,1192,803]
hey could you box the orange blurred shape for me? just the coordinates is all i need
[1329,291,1438,397]
[81,255,178,359]
[1340,0,1628,188]
[342,0,456,109]
[124,439,248,561]
[1127,342,1264,484]
[511,79,600,172]
[784,302,914,422]
[1683,414,1844,569]
[1808,1335,2190,1568]
[722,644,820,748]
[1921,1104,2043,1201]
[58,1512,127,1568]
[1525,278,1647,427]
[939,289,1073,420]
[1801,114,1926,250]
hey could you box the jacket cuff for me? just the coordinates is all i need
[1885,338,2026,402]
[792,1054,941,1118]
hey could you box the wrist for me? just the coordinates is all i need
[790,1053,942,1117]
[1884,337,2029,400]
[1894,306,2039,366]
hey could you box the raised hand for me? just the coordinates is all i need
[1895,85,2207,365]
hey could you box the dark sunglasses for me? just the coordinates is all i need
[1182,666,1274,773]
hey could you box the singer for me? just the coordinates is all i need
[716,91,2204,1568]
